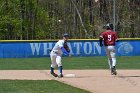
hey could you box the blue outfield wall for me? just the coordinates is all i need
[0,39,140,58]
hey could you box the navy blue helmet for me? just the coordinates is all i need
[106,23,114,30]
[63,33,69,37]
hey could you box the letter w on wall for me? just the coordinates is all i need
[30,43,41,55]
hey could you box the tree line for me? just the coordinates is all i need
[0,0,139,40]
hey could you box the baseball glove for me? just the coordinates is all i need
[64,42,70,52]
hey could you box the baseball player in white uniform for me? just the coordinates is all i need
[50,33,70,78]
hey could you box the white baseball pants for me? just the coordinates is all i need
[105,46,116,69]
[50,51,62,68]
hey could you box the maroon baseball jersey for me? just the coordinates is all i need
[100,30,119,46]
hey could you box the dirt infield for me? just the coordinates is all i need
[0,70,140,93]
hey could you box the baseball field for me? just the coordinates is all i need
[0,56,140,93]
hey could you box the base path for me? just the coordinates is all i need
[0,70,140,93]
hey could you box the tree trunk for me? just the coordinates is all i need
[20,0,26,40]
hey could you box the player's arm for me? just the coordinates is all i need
[59,41,70,55]
[114,32,119,42]
[115,39,119,42]
[99,36,103,47]
[61,47,70,55]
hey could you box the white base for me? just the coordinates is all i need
[64,74,76,78]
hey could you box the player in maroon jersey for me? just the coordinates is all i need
[99,23,119,75]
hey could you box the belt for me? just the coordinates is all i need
[105,45,115,46]
[52,51,58,54]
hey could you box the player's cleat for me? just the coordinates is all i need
[111,67,117,75]
[58,74,63,78]
[50,72,58,77]
[111,68,114,75]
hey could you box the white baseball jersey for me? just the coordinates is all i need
[52,40,65,55]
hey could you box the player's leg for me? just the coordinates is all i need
[106,46,117,75]
[110,46,117,75]
[108,58,112,69]
[56,55,63,77]
[105,46,112,69]
[50,53,58,77]
[110,46,116,67]
[50,55,57,72]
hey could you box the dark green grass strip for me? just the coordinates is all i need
[0,56,139,70]
[0,80,90,93]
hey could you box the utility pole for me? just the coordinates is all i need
[113,0,116,31]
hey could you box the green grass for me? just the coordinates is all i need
[0,56,140,70]
[0,56,139,93]
[117,56,140,69]
[0,80,90,93]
